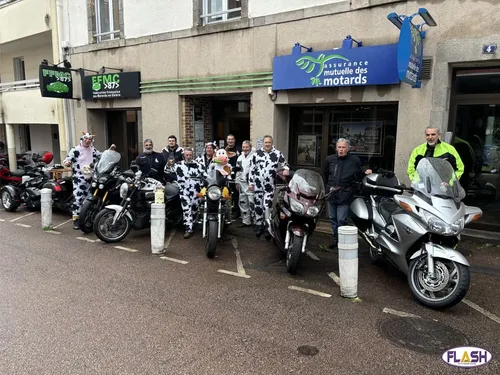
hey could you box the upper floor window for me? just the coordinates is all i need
[94,0,120,42]
[201,0,241,25]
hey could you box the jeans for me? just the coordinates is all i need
[328,202,349,239]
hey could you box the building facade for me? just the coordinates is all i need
[0,0,73,167]
[3,0,500,231]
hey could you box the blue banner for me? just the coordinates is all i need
[272,44,400,91]
[396,18,423,87]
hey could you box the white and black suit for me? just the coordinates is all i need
[248,147,289,229]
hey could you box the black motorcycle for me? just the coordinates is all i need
[42,166,74,214]
[0,155,51,212]
[93,167,183,243]
[79,149,122,233]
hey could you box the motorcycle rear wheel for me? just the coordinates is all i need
[286,235,302,274]
[408,255,470,309]
[94,208,132,243]
[79,199,99,233]
[1,190,19,212]
[205,220,218,259]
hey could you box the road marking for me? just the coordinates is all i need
[462,298,500,325]
[114,246,138,253]
[217,269,251,279]
[15,223,31,228]
[53,219,73,229]
[306,251,320,261]
[9,212,35,222]
[46,230,61,235]
[383,307,421,319]
[160,256,189,265]
[230,236,249,277]
[327,272,341,286]
[288,285,332,298]
[76,237,98,243]
[163,228,176,250]
[0,219,5,222]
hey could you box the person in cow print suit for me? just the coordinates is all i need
[175,148,207,239]
[63,132,102,230]
[249,135,289,237]
[195,141,216,171]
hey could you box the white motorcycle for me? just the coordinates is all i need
[350,157,482,309]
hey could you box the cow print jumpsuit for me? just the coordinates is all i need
[174,160,207,232]
[64,145,101,219]
[248,147,289,228]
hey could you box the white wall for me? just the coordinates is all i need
[249,0,344,18]
[0,0,52,44]
[123,0,192,39]
[64,0,88,48]
[29,124,54,155]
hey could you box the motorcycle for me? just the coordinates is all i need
[78,149,122,233]
[198,167,233,258]
[0,153,53,212]
[349,157,483,309]
[42,165,74,214]
[266,169,328,273]
[93,167,182,243]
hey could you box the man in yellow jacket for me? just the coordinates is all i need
[407,126,464,182]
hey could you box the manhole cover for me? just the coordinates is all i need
[297,345,319,356]
[378,317,469,355]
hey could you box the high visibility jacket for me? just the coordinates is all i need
[407,141,464,181]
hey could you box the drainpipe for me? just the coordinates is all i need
[51,0,70,161]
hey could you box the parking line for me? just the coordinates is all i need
[46,230,61,235]
[114,246,138,253]
[0,219,5,222]
[15,223,31,228]
[163,228,176,250]
[306,251,320,261]
[217,269,251,279]
[76,237,98,243]
[9,212,35,222]
[327,272,341,286]
[383,307,421,319]
[53,219,72,229]
[230,236,249,277]
[462,298,500,325]
[160,256,189,265]
[288,285,332,298]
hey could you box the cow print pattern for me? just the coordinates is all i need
[65,146,101,217]
[248,147,288,227]
[175,160,206,231]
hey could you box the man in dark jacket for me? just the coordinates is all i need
[161,135,184,164]
[324,138,371,248]
[135,139,165,182]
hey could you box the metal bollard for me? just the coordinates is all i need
[338,225,359,298]
[40,188,53,230]
[151,203,166,255]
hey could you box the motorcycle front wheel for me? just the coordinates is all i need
[408,254,470,309]
[286,234,302,274]
[79,199,100,233]
[205,220,218,259]
[94,208,132,243]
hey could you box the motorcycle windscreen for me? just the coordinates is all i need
[288,169,325,199]
[206,168,226,186]
[412,157,465,202]
[96,150,121,175]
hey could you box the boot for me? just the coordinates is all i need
[73,216,80,230]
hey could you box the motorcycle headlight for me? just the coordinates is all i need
[306,206,320,217]
[99,184,105,190]
[422,211,463,235]
[120,182,129,198]
[289,197,304,213]
[91,182,97,188]
[207,186,221,200]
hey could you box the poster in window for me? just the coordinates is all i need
[339,121,383,155]
[296,134,317,166]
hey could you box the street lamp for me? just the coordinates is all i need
[387,12,403,30]
[418,8,437,27]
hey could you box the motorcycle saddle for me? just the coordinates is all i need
[10,169,25,177]
[379,201,398,225]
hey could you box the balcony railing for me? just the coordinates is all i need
[0,0,20,9]
[0,79,39,93]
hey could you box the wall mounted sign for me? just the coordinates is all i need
[272,44,400,91]
[39,65,73,99]
[82,72,141,100]
[396,18,424,88]
[482,44,497,54]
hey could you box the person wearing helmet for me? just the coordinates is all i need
[63,132,102,229]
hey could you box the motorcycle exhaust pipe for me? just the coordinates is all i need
[218,200,222,238]
[202,201,207,238]
[359,230,378,249]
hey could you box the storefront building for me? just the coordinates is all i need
[63,0,500,231]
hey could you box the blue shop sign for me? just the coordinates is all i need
[272,43,400,91]
[396,18,424,88]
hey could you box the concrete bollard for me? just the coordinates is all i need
[151,203,166,255]
[40,188,53,230]
[338,225,359,298]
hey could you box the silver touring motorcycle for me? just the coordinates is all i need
[350,157,482,309]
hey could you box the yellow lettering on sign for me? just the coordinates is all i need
[461,351,471,363]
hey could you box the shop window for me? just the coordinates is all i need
[13,57,26,81]
[201,0,242,25]
[91,0,120,42]
[454,68,500,95]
